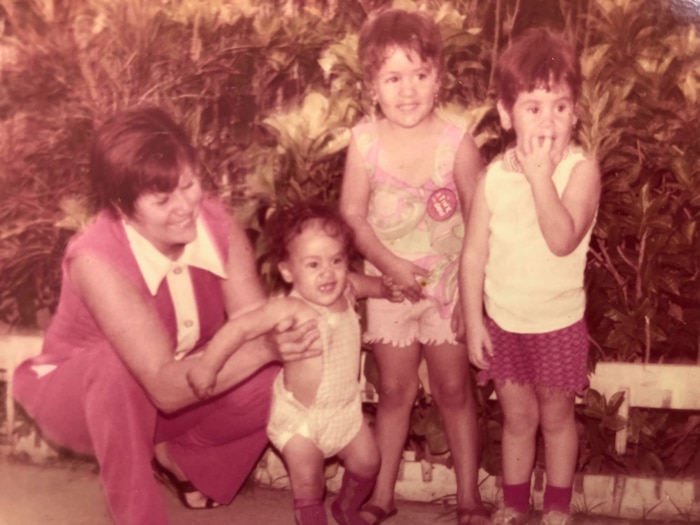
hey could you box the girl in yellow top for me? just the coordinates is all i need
[460,28,601,525]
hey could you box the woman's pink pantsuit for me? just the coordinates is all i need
[13,200,279,525]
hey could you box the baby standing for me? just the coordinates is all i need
[460,28,601,525]
[188,204,401,525]
[340,8,487,525]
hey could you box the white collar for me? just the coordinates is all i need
[123,218,227,296]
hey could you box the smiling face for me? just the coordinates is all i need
[498,81,577,163]
[278,221,349,310]
[370,46,440,129]
[128,169,202,259]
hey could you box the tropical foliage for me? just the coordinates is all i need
[1,0,698,476]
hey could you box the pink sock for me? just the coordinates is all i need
[543,484,572,514]
[502,481,531,514]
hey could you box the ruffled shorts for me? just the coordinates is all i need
[363,297,457,348]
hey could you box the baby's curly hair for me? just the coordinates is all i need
[264,203,355,270]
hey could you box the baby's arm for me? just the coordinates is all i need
[339,137,428,302]
[187,297,301,398]
[347,272,404,302]
[527,155,601,256]
[459,176,493,370]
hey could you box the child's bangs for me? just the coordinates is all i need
[529,70,570,95]
[519,46,580,100]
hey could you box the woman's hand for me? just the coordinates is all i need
[268,317,322,362]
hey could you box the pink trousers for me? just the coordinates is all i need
[13,349,279,525]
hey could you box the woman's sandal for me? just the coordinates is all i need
[151,459,220,510]
[457,505,491,525]
[361,504,398,524]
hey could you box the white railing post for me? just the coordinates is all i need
[0,333,43,443]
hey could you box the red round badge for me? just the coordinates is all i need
[426,188,457,221]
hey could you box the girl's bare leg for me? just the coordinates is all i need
[537,390,577,487]
[424,342,484,512]
[494,382,539,485]
[360,341,421,521]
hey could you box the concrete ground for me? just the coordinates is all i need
[0,454,692,525]
[0,454,449,525]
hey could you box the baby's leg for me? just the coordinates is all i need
[333,422,380,525]
[424,341,484,513]
[337,421,380,478]
[282,435,327,525]
[495,381,539,513]
[538,390,577,514]
[361,341,421,518]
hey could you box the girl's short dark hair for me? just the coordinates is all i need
[264,203,355,268]
[358,8,444,84]
[89,107,197,217]
[495,27,582,111]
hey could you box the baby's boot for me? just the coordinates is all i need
[330,469,375,525]
[294,497,328,525]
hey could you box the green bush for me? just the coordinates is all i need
[1,0,698,475]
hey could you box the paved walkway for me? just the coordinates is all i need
[0,455,689,525]
[0,454,448,525]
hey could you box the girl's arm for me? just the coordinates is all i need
[459,177,492,370]
[451,132,485,337]
[339,136,428,302]
[453,132,485,227]
[519,142,601,256]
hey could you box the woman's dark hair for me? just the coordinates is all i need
[89,107,197,217]
[495,27,582,112]
[358,8,444,84]
[264,203,355,270]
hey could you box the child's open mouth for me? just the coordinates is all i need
[319,282,337,293]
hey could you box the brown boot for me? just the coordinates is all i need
[331,470,375,525]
